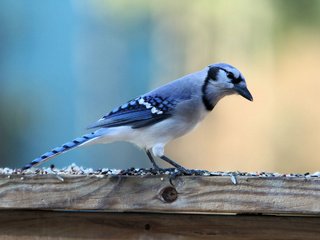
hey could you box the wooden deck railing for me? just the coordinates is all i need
[1,171,320,239]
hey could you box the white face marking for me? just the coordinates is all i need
[208,70,234,90]
[217,70,233,84]
[215,67,242,86]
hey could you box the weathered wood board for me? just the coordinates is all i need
[0,174,320,215]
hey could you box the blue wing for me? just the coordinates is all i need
[87,95,177,129]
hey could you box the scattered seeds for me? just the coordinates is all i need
[0,165,319,179]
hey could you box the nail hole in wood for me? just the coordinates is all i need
[144,223,151,231]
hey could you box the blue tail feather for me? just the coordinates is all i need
[22,132,97,170]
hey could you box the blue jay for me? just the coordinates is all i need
[22,63,253,173]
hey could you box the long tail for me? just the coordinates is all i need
[22,132,100,170]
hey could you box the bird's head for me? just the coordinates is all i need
[201,63,253,110]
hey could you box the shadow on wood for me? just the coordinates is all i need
[1,210,319,240]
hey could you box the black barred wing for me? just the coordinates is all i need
[87,95,177,129]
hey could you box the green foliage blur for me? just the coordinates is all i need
[1,0,320,173]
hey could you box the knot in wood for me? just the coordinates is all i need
[161,186,178,203]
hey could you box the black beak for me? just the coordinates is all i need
[234,85,253,101]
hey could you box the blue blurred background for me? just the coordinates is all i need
[1,0,320,173]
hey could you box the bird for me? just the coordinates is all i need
[22,63,253,173]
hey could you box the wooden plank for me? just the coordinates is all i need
[0,174,320,214]
[0,210,319,240]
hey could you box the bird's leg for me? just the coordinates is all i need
[159,155,192,175]
[159,155,205,176]
[151,145,193,175]
[146,150,162,170]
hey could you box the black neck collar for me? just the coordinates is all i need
[201,75,215,111]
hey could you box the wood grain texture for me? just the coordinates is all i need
[0,174,320,215]
[0,210,320,240]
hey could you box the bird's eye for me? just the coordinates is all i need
[232,77,242,84]
[227,71,242,84]
[227,72,235,80]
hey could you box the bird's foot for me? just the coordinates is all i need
[149,167,176,174]
[170,167,205,177]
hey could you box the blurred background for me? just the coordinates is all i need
[1,0,320,173]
